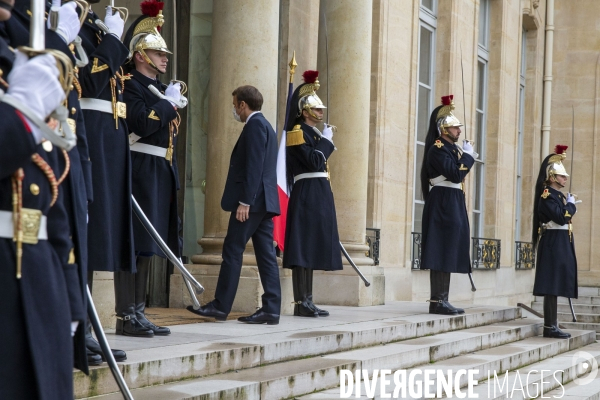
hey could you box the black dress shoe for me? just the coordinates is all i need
[543,326,571,339]
[294,301,318,318]
[429,300,459,315]
[137,313,171,336]
[238,310,280,325]
[116,316,154,337]
[86,335,127,362]
[445,301,465,314]
[186,301,227,321]
[308,301,329,317]
[87,348,103,366]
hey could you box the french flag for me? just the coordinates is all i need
[273,80,294,251]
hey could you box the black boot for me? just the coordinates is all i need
[114,271,154,337]
[543,295,571,339]
[305,269,329,316]
[134,256,171,335]
[442,272,464,314]
[292,267,318,317]
[429,271,458,315]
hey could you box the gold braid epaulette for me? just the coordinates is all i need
[286,125,305,146]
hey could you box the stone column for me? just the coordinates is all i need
[170,0,282,313]
[315,0,384,306]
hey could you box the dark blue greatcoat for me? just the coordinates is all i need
[533,186,578,298]
[124,70,180,257]
[283,122,342,271]
[1,1,90,372]
[0,102,85,400]
[420,139,475,273]
[78,10,135,272]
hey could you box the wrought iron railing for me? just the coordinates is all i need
[366,228,380,265]
[411,232,422,270]
[472,237,501,269]
[515,241,535,269]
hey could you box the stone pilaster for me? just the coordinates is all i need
[314,0,384,306]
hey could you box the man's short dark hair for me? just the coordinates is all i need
[232,85,263,111]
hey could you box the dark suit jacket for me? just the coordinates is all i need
[221,113,280,215]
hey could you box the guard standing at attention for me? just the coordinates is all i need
[0,4,85,396]
[532,145,577,339]
[419,95,477,315]
[2,0,94,372]
[119,0,183,336]
[283,70,342,318]
[78,0,130,361]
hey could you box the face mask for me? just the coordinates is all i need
[232,106,242,123]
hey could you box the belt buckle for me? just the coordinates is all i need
[116,102,127,119]
[20,208,42,245]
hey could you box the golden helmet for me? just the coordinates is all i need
[437,95,463,130]
[297,70,327,114]
[124,1,171,70]
[546,144,569,179]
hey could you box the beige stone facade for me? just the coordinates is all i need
[89,0,597,326]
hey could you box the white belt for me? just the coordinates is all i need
[430,181,462,190]
[544,221,569,230]
[294,172,328,183]
[0,210,48,241]
[430,175,447,185]
[80,98,126,118]
[130,142,167,158]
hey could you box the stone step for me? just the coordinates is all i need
[535,295,600,305]
[579,287,600,297]
[296,330,597,399]
[559,312,600,324]
[88,319,546,400]
[543,363,600,400]
[76,303,520,398]
[531,301,600,315]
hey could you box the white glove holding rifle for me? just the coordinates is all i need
[104,6,124,39]
[48,1,80,44]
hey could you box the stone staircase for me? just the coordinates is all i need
[77,301,599,400]
[532,287,600,340]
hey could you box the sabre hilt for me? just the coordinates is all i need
[149,84,188,109]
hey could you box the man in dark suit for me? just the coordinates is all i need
[188,85,281,325]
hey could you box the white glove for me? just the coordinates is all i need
[462,140,479,159]
[567,193,576,204]
[7,52,66,141]
[322,124,334,142]
[104,6,124,38]
[49,2,80,44]
[71,321,79,337]
[165,82,181,107]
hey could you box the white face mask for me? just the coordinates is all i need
[232,106,242,123]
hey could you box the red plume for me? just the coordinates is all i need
[441,95,454,105]
[302,70,319,84]
[140,0,163,17]
[554,144,568,155]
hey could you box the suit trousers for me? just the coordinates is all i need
[213,211,281,315]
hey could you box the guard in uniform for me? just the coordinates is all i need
[532,145,577,339]
[0,9,85,397]
[283,70,342,318]
[419,95,477,315]
[78,0,130,361]
[119,0,182,336]
[2,0,93,371]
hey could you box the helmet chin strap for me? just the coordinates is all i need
[307,108,323,121]
[141,50,164,74]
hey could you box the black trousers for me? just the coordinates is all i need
[213,212,281,315]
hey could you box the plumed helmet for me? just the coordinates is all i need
[297,70,326,113]
[436,95,463,130]
[545,144,569,179]
[123,0,171,69]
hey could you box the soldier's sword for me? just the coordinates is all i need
[87,286,133,400]
[567,106,577,323]
[131,195,204,310]
[340,243,371,287]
